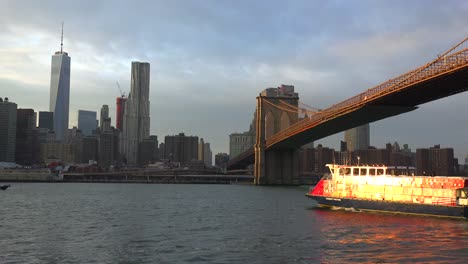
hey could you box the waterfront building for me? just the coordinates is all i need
[15,109,40,165]
[164,133,198,166]
[100,105,109,129]
[189,159,205,170]
[229,131,255,159]
[0,98,17,162]
[40,142,77,164]
[203,142,212,167]
[158,142,165,160]
[314,145,335,173]
[38,128,56,143]
[112,130,120,166]
[38,111,54,131]
[77,110,97,136]
[98,116,117,168]
[138,136,158,165]
[49,25,71,142]
[99,131,114,168]
[344,124,370,152]
[121,61,151,164]
[65,127,84,144]
[299,148,315,173]
[81,137,98,163]
[198,138,205,162]
[416,145,455,176]
[214,153,229,170]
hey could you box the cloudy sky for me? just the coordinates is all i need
[1,0,467,161]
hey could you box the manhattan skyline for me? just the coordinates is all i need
[1,0,467,159]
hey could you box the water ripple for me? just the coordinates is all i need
[1,183,467,263]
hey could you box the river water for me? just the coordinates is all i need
[1,183,467,263]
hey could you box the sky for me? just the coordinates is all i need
[1,0,467,161]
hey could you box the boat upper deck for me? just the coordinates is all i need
[326,164,418,177]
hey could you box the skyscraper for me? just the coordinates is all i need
[0,98,17,162]
[100,105,109,129]
[49,24,71,142]
[344,124,370,152]
[77,110,97,136]
[203,142,212,167]
[198,138,205,161]
[121,61,151,164]
[116,96,127,130]
[15,109,40,165]
[38,111,54,131]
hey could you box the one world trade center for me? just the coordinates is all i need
[49,23,70,142]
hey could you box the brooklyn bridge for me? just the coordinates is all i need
[228,37,468,185]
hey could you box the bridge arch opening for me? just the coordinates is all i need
[280,111,291,132]
[265,111,275,139]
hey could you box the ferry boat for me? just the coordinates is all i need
[306,164,468,219]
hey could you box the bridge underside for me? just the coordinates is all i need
[271,105,418,149]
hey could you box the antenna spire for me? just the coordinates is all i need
[60,22,64,53]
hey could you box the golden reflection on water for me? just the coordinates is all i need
[309,208,468,263]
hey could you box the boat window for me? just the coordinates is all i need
[377,169,384,175]
[360,168,367,176]
[457,188,468,198]
[353,168,359,176]
[369,168,376,176]
[338,168,344,175]
[345,168,351,175]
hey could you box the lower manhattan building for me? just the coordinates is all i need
[197,138,213,167]
[99,130,114,168]
[164,133,198,166]
[40,142,77,164]
[229,110,256,159]
[15,109,40,165]
[344,124,370,152]
[203,142,212,167]
[100,105,109,129]
[215,153,229,169]
[81,137,98,163]
[121,61,150,164]
[77,110,98,136]
[49,47,71,142]
[99,118,119,168]
[229,131,255,159]
[0,98,17,162]
[116,96,127,130]
[416,145,455,176]
[138,136,158,165]
[38,111,54,131]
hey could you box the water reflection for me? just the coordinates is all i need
[309,207,468,263]
[1,183,467,263]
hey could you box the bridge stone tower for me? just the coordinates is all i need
[254,85,300,185]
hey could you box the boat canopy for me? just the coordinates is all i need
[326,164,416,177]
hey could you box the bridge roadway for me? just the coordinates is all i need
[228,38,468,170]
